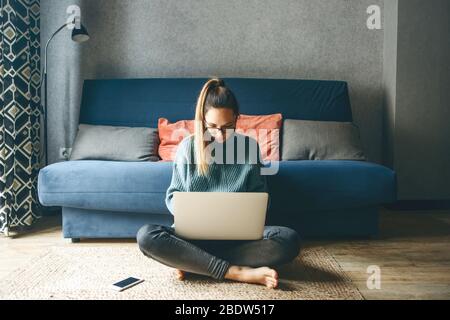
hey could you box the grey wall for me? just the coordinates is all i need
[383,0,450,200]
[382,0,397,169]
[41,0,385,165]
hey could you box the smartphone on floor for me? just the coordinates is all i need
[111,276,144,292]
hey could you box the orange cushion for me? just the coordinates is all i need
[236,113,282,161]
[157,113,282,161]
[157,118,194,161]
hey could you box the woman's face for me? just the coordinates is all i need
[204,108,237,143]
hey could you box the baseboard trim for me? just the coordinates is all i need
[384,200,450,211]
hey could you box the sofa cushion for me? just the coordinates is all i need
[157,118,195,161]
[38,159,396,215]
[235,113,282,161]
[70,124,160,162]
[38,160,173,214]
[266,160,396,212]
[281,119,366,161]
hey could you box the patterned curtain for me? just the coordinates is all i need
[0,0,41,235]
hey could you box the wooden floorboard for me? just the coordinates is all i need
[1,208,449,300]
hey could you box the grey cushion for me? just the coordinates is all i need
[69,124,160,161]
[281,119,366,161]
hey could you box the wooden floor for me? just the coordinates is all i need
[1,208,449,300]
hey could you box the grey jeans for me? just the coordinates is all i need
[136,224,301,280]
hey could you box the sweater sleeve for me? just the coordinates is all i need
[165,136,191,215]
[246,143,269,193]
[246,141,272,210]
[246,163,268,193]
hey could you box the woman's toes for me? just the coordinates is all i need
[265,277,278,289]
[271,270,279,280]
[174,269,185,280]
[265,270,278,288]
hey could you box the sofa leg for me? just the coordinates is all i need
[71,238,81,243]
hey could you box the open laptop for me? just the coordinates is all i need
[172,192,269,240]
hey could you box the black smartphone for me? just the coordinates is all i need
[111,277,144,292]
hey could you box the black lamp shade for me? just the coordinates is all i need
[72,24,89,43]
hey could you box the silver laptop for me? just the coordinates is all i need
[172,192,269,240]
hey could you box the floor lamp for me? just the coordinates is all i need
[43,20,89,166]
[39,20,89,217]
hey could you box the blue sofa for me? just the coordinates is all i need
[37,78,397,241]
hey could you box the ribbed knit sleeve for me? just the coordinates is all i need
[246,164,268,193]
[165,136,192,215]
[246,143,268,193]
[245,142,272,211]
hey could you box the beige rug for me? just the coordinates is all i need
[0,245,363,300]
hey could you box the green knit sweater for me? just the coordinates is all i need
[165,132,269,215]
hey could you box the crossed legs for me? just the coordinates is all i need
[136,224,301,288]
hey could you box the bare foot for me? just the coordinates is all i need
[174,269,185,281]
[224,266,278,289]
